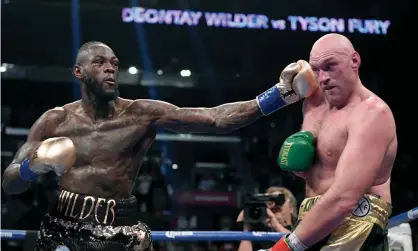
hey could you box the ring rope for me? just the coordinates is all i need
[1,207,416,241]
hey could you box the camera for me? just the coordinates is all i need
[243,193,286,225]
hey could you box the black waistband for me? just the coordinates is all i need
[49,189,138,227]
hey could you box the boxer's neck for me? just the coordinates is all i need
[343,79,365,107]
[81,95,116,120]
[79,83,118,120]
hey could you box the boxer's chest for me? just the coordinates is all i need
[50,113,154,161]
[302,106,349,167]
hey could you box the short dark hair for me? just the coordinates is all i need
[75,41,108,65]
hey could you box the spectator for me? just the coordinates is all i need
[236,186,298,251]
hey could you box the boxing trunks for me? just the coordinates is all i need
[36,189,153,251]
[297,194,392,251]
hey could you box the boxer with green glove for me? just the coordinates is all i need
[277,131,315,172]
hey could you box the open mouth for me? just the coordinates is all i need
[104,80,115,86]
[323,86,335,91]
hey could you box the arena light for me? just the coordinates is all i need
[128,66,138,75]
[172,164,178,169]
[180,69,191,77]
[157,69,163,75]
[0,66,6,73]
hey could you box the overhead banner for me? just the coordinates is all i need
[122,7,390,35]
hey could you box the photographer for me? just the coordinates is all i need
[236,186,298,251]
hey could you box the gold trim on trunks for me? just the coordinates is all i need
[298,194,392,251]
[298,194,391,229]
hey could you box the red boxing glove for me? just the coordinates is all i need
[271,233,307,251]
[271,237,293,251]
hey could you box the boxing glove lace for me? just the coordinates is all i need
[19,137,77,181]
[271,233,308,251]
[256,60,318,115]
[277,131,315,172]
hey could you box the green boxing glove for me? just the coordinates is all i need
[277,131,315,172]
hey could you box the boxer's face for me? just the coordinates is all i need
[310,47,360,107]
[76,45,120,102]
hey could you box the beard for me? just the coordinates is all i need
[82,72,118,102]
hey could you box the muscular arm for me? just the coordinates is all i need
[137,99,263,133]
[2,109,64,195]
[238,240,253,251]
[293,98,396,247]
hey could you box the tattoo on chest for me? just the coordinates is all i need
[32,146,40,160]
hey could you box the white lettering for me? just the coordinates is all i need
[307,17,318,32]
[172,10,182,24]
[318,17,330,32]
[205,12,225,27]
[298,16,309,31]
[1,232,12,238]
[287,16,299,31]
[232,14,247,28]
[190,11,202,26]
[145,9,159,23]
[330,18,345,32]
[270,19,286,30]
[257,15,269,29]
[165,231,194,239]
[134,7,146,23]
[177,11,189,25]
[379,20,391,35]
[121,7,390,35]
[122,8,134,23]
[349,18,366,34]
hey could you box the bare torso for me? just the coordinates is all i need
[46,98,156,198]
[301,90,397,203]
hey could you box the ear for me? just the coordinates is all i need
[351,51,361,71]
[72,65,83,80]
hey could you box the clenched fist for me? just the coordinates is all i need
[257,60,318,115]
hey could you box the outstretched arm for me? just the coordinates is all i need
[276,99,396,250]
[135,60,318,134]
[138,99,263,134]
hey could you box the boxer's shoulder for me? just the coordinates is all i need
[61,101,82,114]
[40,107,68,124]
[348,96,395,132]
[116,97,135,107]
[46,106,67,115]
[129,99,175,117]
[130,98,165,107]
[362,96,389,109]
[351,96,393,120]
[126,99,154,116]
[30,107,68,139]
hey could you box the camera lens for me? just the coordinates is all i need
[249,207,262,220]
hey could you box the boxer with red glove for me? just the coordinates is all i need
[255,233,307,251]
[270,233,308,251]
[264,34,396,251]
